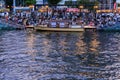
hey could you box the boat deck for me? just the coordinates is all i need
[35,27,84,32]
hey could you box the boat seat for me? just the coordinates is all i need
[70,25,82,28]
[50,22,57,28]
[59,22,65,28]
[38,24,47,27]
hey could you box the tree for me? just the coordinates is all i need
[5,0,13,7]
[65,0,72,6]
[113,0,116,3]
[118,3,120,7]
[47,0,62,5]
[5,0,13,11]
[77,0,99,10]
[25,0,36,6]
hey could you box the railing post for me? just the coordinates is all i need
[13,0,16,13]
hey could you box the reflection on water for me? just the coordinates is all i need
[26,33,37,61]
[0,31,120,80]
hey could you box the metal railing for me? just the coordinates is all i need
[98,4,114,9]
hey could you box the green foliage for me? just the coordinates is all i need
[5,0,13,6]
[94,1,99,6]
[118,4,120,7]
[5,0,13,11]
[113,0,116,3]
[25,0,36,6]
[65,0,79,6]
[65,0,72,6]
[47,0,62,5]
[77,0,89,5]
[77,0,99,10]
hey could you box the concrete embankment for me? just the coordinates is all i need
[0,19,25,30]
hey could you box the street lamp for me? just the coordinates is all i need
[29,5,34,11]
[94,5,98,12]
[13,0,16,13]
[94,6,98,10]
[79,5,83,12]
[93,5,98,18]
[45,5,49,18]
[79,5,83,9]
[43,0,45,6]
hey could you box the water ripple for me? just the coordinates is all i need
[0,31,120,80]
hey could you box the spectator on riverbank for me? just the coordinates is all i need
[1,7,120,29]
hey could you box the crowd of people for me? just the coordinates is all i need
[0,7,120,29]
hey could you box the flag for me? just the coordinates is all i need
[114,2,116,10]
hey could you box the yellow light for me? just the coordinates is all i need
[40,9,43,12]
[29,5,34,8]
[41,6,44,8]
[94,6,98,9]
[45,5,48,8]
[79,6,83,9]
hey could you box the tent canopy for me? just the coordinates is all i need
[66,8,80,12]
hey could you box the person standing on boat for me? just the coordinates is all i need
[5,12,9,22]
[23,18,27,27]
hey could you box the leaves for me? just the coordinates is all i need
[5,0,13,6]
[47,0,62,5]
[118,4,120,7]
[113,0,116,3]
[65,0,72,6]
[77,0,99,10]
[25,0,36,6]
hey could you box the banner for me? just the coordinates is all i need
[114,2,116,10]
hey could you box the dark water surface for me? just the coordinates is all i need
[0,30,120,80]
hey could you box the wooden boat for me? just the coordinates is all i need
[35,25,84,32]
[84,25,96,31]
[84,25,96,29]
[26,25,34,28]
[84,21,96,29]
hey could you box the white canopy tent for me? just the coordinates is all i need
[116,0,120,3]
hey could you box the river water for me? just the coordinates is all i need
[0,30,120,80]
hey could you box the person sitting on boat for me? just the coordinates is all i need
[72,21,76,25]
[59,22,65,28]
[50,22,57,28]
[89,21,95,26]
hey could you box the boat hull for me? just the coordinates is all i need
[35,27,84,32]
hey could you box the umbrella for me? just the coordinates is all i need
[66,8,80,12]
